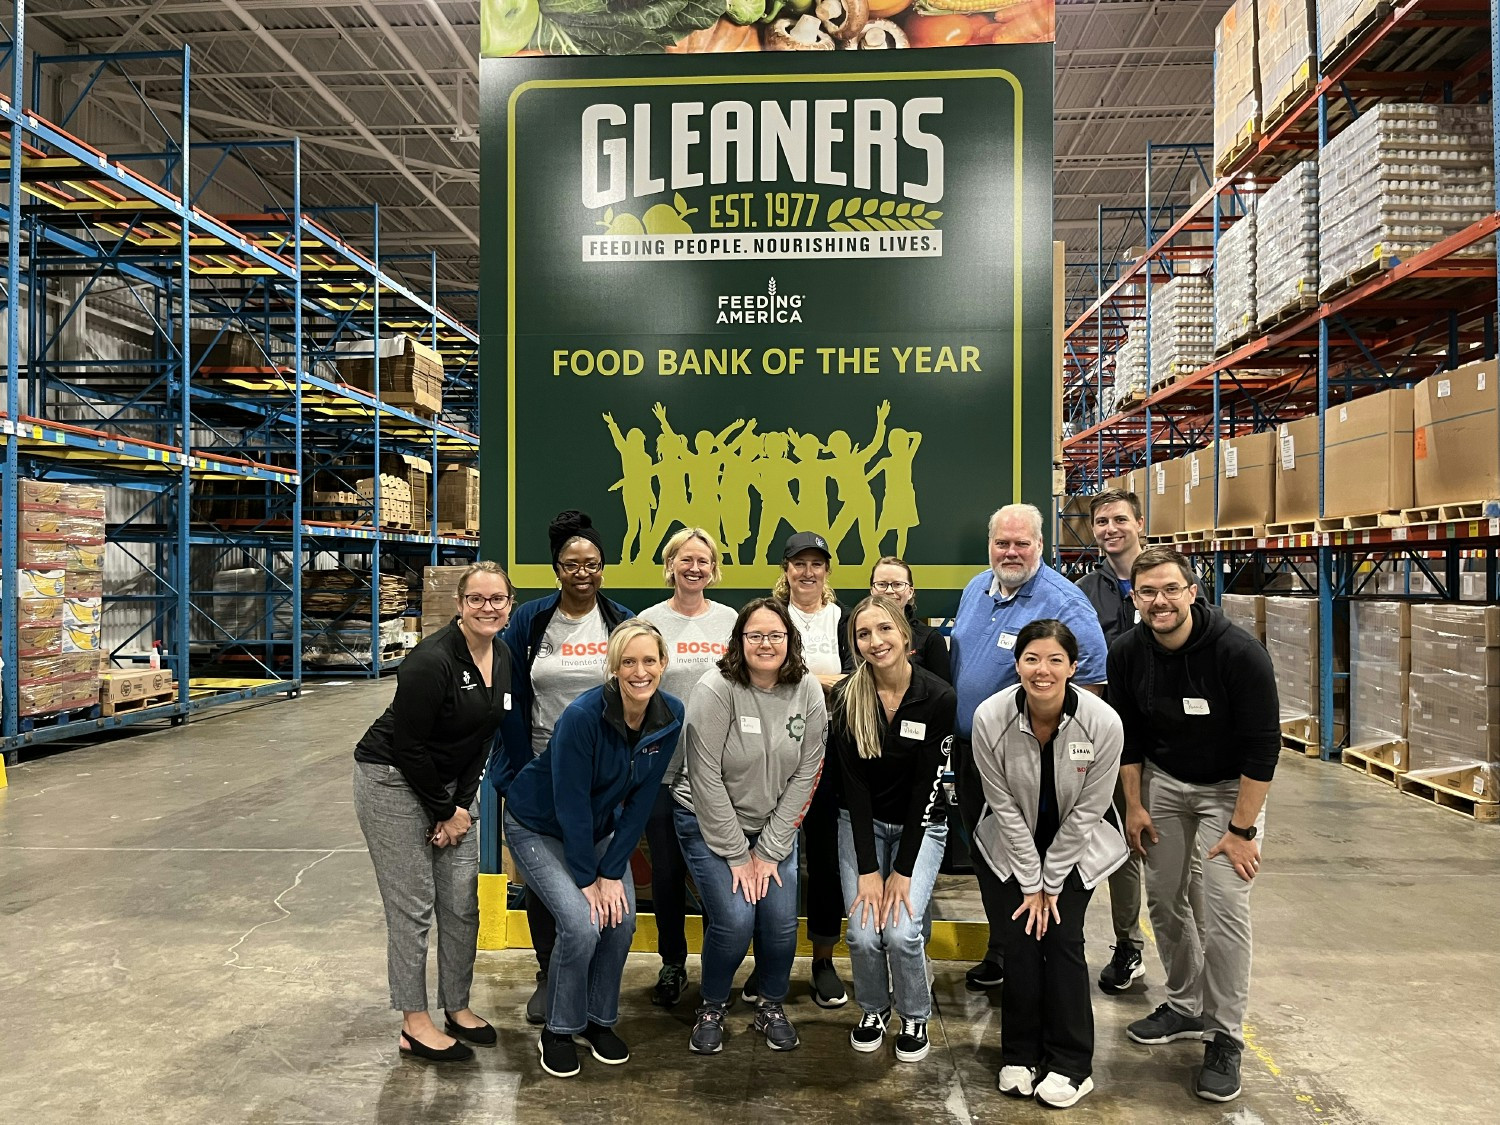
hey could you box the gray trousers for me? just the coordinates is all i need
[1141,764,1265,1048]
[353,761,480,1013]
[1108,780,1145,949]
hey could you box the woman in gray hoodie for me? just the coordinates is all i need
[971,619,1127,1110]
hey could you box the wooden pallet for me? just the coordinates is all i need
[1266,520,1317,536]
[1211,525,1264,541]
[1316,511,1405,531]
[1340,740,1407,787]
[438,523,480,537]
[1214,129,1259,178]
[1398,767,1500,823]
[1172,530,1208,543]
[17,703,102,731]
[1214,332,1254,358]
[1263,70,1316,133]
[1320,258,1395,300]
[1257,292,1318,332]
[1320,1,1392,71]
[1437,501,1500,521]
[101,688,177,717]
[1280,717,1321,756]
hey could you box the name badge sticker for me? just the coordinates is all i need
[504,692,513,710]
[1183,698,1211,715]
[998,632,1018,651]
[739,715,762,735]
[1067,741,1095,762]
[900,720,927,740]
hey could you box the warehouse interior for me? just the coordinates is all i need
[4,2,1500,1122]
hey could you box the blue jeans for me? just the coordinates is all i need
[837,810,948,1021]
[503,810,635,1035]
[674,803,799,1007]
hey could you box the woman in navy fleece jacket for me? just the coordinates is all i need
[503,620,684,1079]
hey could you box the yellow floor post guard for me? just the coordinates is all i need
[477,873,991,959]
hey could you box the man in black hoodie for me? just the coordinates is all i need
[1106,546,1279,1106]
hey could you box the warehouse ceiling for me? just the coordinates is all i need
[22,0,1228,328]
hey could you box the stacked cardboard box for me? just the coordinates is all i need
[1216,430,1277,531]
[1056,496,1093,551]
[1257,0,1315,125]
[301,570,411,667]
[1320,103,1495,295]
[14,481,106,717]
[1322,387,1413,519]
[1265,594,1347,743]
[1109,333,1146,414]
[1213,0,1261,174]
[101,669,176,707]
[1412,357,1500,507]
[1350,601,1411,749]
[422,564,473,637]
[190,327,263,370]
[1179,449,1216,535]
[438,465,481,532]
[336,334,446,415]
[1214,207,1257,352]
[355,473,413,528]
[1144,458,1184,538]
[1256,159,1318,325]
[392,454,434,528]
[1222,593,1267,645]
[1273,414,1321,524]
[1318,0,1386,65]
[1149,274,1214,390]
[1408,604,1500,772]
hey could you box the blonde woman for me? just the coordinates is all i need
[832,595,955,1062]
[352,560,515,1062]
[638,528,738,1006]
[504,621,685,1078]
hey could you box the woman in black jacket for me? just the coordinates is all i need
[868,556,951,682]
[352,560,514,1062]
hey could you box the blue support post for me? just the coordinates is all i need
[1,0,24,751]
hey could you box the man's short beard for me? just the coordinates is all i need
[995,559,1041,589]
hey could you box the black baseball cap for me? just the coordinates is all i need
[782,532,832,561]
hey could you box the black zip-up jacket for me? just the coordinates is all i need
[1106,602,1280,784]
[355,619,513,823]
[1075,560,1137,649]
[832,664,955,877]
[909,616,953,683]
[493,590,634,792]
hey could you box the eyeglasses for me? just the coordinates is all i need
[558,561,603,576]
[872,580,911,593]
[743,631,788,646]
[463,593,513,610]
[1134,584,1191,603]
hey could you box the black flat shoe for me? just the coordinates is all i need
[399,1031,475,1062]
[445,1012,498,1046]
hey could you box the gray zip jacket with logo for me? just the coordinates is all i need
[971,684,1128,896]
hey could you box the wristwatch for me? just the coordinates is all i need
[1227,821,1257,840]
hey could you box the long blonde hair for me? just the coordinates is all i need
[834,595,912,760]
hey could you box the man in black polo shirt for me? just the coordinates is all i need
[1106,546,1279,1104]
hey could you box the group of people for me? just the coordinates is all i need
[349,492,1280,1109]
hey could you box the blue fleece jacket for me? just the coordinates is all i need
[505,682,684,887]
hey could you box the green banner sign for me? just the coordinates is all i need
[481,47,1054,604]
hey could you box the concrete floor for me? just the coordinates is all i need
[1,680,1497,1124]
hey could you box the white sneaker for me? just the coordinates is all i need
[1034,1072,1095,1108]
[998,1065,1037,1098]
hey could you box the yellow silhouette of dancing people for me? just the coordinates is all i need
[868,427,922,558]
[824,399,891,566]
[604,412,656,563]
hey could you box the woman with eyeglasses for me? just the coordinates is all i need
[672,598,828,1055]
[637,527,739,1008]
[970,619,1127,1109]
[498,510,635,1026]
[832,595,955,1063]
[769,531,853,1008]
[505,620,685,1078]
[869,556,952,683]
[352,560,516,1062]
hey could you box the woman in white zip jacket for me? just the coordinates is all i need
[971,618,1127,1111]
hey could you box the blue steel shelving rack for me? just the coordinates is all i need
[1061,0,1499,760]
[1,5,480,756]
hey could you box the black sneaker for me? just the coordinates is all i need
[1126,1002,1205,1045]
[810,958,848,1008]
[525,971,547,1026]
[651,963,688,1008]
[537,1029,580,1078]
[1098,944,1145,994]
[965,958,1004,990]
[894,1016,929,1063]
[850,1008,889,1053]
[689,1003,727,1054]
[573,1021,630,1065]
[1196,1032,1243,1102]
[753,1002,800,1051]
[740,968,761,1006]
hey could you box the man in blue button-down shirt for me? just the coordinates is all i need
[949,503,1109,990]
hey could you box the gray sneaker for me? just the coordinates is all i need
[689,1003,727,1055]
[753,1002,800,1051]
[1196,1032,1243,1102]
[1127,1002,1205,1045]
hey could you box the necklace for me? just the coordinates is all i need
[789,602,819,626]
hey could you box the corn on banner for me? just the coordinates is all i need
[480,15,1054,607]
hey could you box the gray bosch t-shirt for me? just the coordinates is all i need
[639,599,740,785]
[529,605,610,754]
